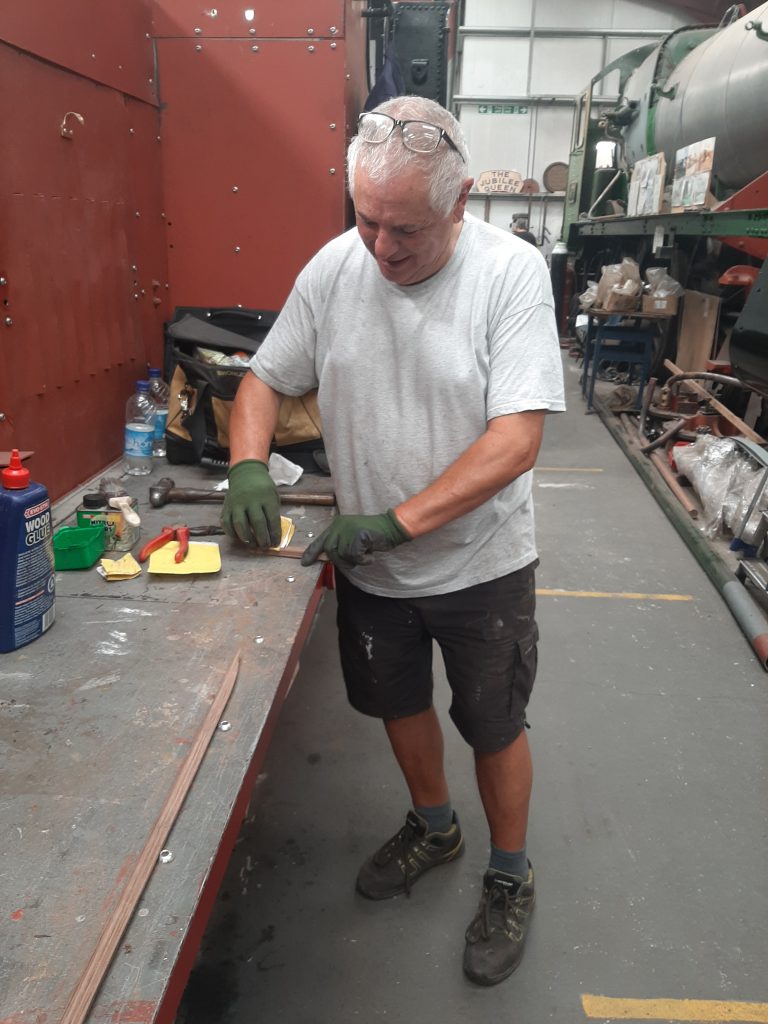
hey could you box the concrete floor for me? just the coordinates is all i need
[177,356,768,1023]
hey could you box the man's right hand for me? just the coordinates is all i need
[221,459,281,548]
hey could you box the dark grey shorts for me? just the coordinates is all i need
[335,562,539,754]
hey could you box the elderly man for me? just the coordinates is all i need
[222,96,565,986]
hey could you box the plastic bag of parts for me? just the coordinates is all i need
[723,458,768,543]
[674,436,766,539]
[579,281,599,311]
[596,257,642,312]
[644,267,684,298]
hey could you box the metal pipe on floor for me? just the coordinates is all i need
[639,418,686,454]
[624,418,699,517]
[594,395,768,670]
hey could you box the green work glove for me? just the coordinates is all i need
[300,509,411,568]
[221,459,281,548]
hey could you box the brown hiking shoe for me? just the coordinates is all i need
[356,810,464,900]
[463,865,535,985]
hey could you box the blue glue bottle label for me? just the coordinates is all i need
[0,456,56,653]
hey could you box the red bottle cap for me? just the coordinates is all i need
[2,449,30,489]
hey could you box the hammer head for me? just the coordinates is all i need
[149,477,176,508]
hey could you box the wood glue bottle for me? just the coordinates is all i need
[0,449,56,653]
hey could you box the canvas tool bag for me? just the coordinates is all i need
[164,308,324,470]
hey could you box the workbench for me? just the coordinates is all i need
[1,461,335,1023]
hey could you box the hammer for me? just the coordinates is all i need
[149,477,335,509]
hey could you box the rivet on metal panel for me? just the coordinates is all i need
[148,78,154,84]
[59,112,85,140]
[232,186,239,192]
[158,849,173,864]
[118,64,123,70]
[153,297,162,307]
[308,45,315,52]
[4,317,13,327]
[194,27,202,33]
[129,128,135,134]
[249,28,256,35]
[131,264,137,272]
[91,53,96,59]
[140,289,146,295]
[251,45,259,52]
[195,44,203,51]
[307,532,314,538]
[0,277,6,285]
[255,635,264,643]
[307,27,315,35]
[330,42,337,49]
[161,211,166,218]
[219,720,231,731]
[0,413,5,421]
[234,246,241,253]
[206,8,218,16]
[135,211,141,218]
[330,26,338,34]
[329,123,336,130]
[287,576,296,583]
[346,73,351,80]
[133,294,139,301]
[156,136,161,142]
[329,168,336,174]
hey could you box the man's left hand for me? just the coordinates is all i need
[300,509,411,568]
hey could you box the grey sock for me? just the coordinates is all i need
[414,801,454,834]
[489,842,528,879]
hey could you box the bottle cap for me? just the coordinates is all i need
[2,449,31,489]
[149,367,161,378]
[136,380,150,392]
[82,493,106,509]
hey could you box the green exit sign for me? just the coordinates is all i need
[478,104,529,115]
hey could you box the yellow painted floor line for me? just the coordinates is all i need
[536,466,605,472]
[537,589,694,602]
[582,994,768,1021]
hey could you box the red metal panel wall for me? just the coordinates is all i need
[0,44,169,500]
[0,0,366,498]
[153,0,347,39]
[158,37,352,310]
[0,0,156,104]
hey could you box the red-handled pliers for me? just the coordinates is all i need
[138,525,191,564]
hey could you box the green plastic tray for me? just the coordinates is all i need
[53,524,105,570]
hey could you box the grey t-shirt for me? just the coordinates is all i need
[251,213,566,598]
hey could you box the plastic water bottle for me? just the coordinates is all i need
[148,368,170,458]
[124,380,157,476]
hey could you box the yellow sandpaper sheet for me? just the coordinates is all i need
[148,541,222,575]
[275,516,295,549]
[99,553,142,581]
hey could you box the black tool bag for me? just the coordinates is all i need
[164,307,326,472]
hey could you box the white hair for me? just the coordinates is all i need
[347,97,469,217]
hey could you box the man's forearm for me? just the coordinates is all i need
[394,411,545,539]
[228,371,282,465]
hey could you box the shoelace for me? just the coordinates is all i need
[479,884,524,941]
[377,818,422,895]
